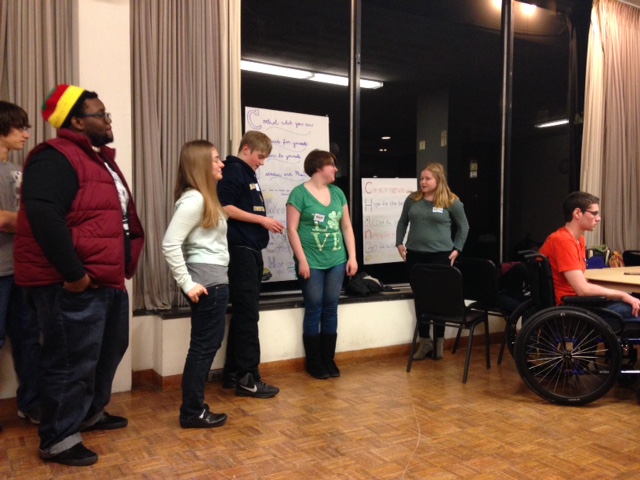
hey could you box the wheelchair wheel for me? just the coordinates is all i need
[514,307,621,406]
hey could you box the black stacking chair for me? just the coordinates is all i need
[623,250,640,267]
[454,257,506,362]
[407,264,490,383]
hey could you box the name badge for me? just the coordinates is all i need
[433,207,444,213]
[313,213,325,223]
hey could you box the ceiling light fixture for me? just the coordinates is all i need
[240,60,312,79]
[241,60,383,89]
[534,118,569,128]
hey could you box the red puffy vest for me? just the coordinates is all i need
[14,130,144,290]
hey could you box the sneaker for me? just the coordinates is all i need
[18,407,42,425]
[180,409,227,429]
[235,373,279,399]
[80,412,128,432]
[42,443,98,467]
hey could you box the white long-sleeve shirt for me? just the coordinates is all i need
[162,189,229,293]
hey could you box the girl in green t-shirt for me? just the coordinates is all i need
[286,150,357,380]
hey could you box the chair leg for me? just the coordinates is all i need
[483,317,491,370]
[407,321,421,373]
[463,324,475,383]
[497,320,507,365]
[452,327,463,354]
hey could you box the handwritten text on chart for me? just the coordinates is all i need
[246,106,329,282]
[361,178,416,265]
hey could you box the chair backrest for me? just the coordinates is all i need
[410,263,466,323]
[455,257,500,306]
[522,252,556,309]
[623,250,640,267]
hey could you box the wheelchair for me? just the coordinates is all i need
[503,253,640,406]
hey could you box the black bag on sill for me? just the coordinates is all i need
[346,271,384,297]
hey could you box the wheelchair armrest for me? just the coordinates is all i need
[561,295,608,306]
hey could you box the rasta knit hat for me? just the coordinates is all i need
[42,84,86,129]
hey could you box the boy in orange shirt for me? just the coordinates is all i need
[539,191,640,319]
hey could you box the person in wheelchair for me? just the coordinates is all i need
[539,191,640,321]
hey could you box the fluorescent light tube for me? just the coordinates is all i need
[240,60,312,79]
[534,118,569,128]
[241,60,383,89]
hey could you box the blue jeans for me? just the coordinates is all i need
[0,275,41,413]
[299,263,346,336]
[30,285,129,455]
[601,300,639,322]
[224,246,263,380]
[181,284,228,420]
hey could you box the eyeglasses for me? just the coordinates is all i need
[19,126,30,132]
[584,210,600,217]
[78,112,111,122]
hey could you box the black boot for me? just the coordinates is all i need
[302,335,329,379]
[320,333,340,378]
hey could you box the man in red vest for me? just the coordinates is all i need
[14,85,144,467]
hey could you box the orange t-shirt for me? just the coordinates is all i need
[539,227,586,305]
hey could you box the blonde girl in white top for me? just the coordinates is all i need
[162,140,229,429]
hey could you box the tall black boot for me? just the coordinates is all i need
[320,333,340,378]
[302,334,329,379]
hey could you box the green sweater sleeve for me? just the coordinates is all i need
[395,195,412,246]
[449,199,469,252]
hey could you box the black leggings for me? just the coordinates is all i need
[406,250,451,338]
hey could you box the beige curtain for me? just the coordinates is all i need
[0,0,76,163]
[581,0,640,251]
[131,0,241,310]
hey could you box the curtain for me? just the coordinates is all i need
[131,0,241,310]
[581,0,640,250]
[0,0,75,163]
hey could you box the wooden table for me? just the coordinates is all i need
[584,266,640,293]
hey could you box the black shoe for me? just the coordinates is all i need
[235,373,279,399]
[324,360,341,378]
[180,409,227,429]
[80,412,128,432]
[42,443,98,467]
[222,372,237,389]
[18,407,42,425]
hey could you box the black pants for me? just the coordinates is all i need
[406,250,451,338]
[224,246,263,380]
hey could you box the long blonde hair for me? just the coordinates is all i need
[409,162,459,209]
[174,140,225,228]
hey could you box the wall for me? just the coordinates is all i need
[131,300,417,378]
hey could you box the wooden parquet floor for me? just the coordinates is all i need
[2,345,640,479]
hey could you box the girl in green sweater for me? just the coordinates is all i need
[396,163,469,359]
